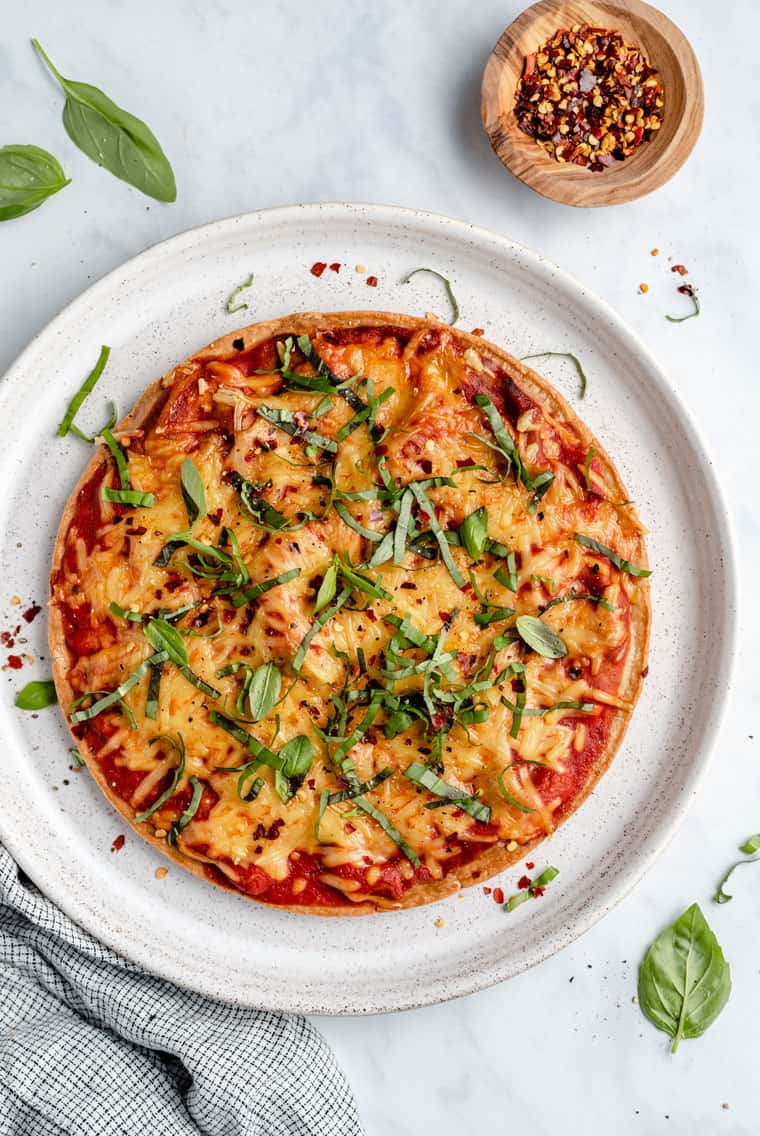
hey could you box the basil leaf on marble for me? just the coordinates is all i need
[32,38,176,202]
[638,903,731,1053]
[0,143,70,221]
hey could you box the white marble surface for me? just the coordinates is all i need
[2,0,758,1131]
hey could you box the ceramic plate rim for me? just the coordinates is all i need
[0,202,738,1014]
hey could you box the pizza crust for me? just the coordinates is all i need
[49,311,650,916]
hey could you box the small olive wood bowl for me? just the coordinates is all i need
[481,0,703,207]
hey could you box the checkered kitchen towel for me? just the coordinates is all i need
[0,846,364,1136]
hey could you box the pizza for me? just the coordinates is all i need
[50,312,650,914]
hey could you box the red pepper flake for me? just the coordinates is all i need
[471,327,485,336]
[366,275,379,287]
[345,823,356,834]
[525,861,535,870]
[365,609,378,623]
[22,604,42,624]
[671,264,688,275]
[7,655,23,670]
[532,886,546,898]
[1,632,14,648]
[514,24,664,172]
[208,508,224,526]
[329,262,341,273]
[307,778,316,789]
[493,887,505,904]
[310,262,327,277]
[438,611,451,623]
[483,886,492,895]
[517,875,532,890]
[111,834,125,852]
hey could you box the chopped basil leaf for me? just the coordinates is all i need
[231,567,300,609]
[167,775,204,843]
[504,866,559,912]
[144,618,187,668]
[741,833,760,855]
[409,481,465,587]
[180,457,207,525]
[145,660,162,720]
[134,733,185,822]
[404,761,491,823]
[494,556,518,593]
[521,351,588,399]
[226,273,253,313]
[353,795,420,867]
[573,533,651,577]
[714,857,760,904]
[56,345,110,437]
[326,767,393,805]
[70,652,168,723]
[584,446,595,493]
[666,290,700,323]
[515,614,567,658]
[100,426,155,508]
[256,404,337,454]
[15,679,57,710]
[541,590,614,614]
[496,766,535,813]
[334,501,385,543]
[401,267,459,325]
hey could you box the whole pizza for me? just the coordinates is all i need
[50,312,650,914]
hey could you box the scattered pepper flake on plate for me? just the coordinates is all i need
[671,263,688,275]
[366,275,378,287]
[329,262,341,273]
[493,886,505,904]
[310,261,327,278]
[111,834,125,852]
[650,248,659,256]
[639,283,649,294]
[514,24,664,171]
[155,866,169,880]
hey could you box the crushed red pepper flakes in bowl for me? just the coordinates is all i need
[514,24,664,171]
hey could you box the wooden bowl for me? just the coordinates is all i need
[481,0,703,207]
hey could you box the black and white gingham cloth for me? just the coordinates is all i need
[0,846,364,1136]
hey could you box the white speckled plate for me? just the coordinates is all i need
[0,204,736,1014]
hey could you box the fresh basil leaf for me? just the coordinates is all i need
[515,614,567,659]
[638,903,731,1053]
[521,351,588,399]
[314,560,338,615]
[573,533,651,578]
[401,267,459,324]
[541,591,615,614]
[102,487,155,508]
[353,796,420,867]
[0,143,70,221]
[247,662,281,721]
[180,458,207,526]
[280,735,313,779]
[133,733,185,823]
[226,273,253,313]
[460,506,488,561]
[32,39,176,202]
[409,482,465,587]
[741,833,760,855]
[15,679,57,710]
[256,405,337,454]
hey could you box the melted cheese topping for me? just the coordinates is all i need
[53,321,648,909]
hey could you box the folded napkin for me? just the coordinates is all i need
[0,846,363,1136]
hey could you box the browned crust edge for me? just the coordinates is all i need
[49,311,650,916]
